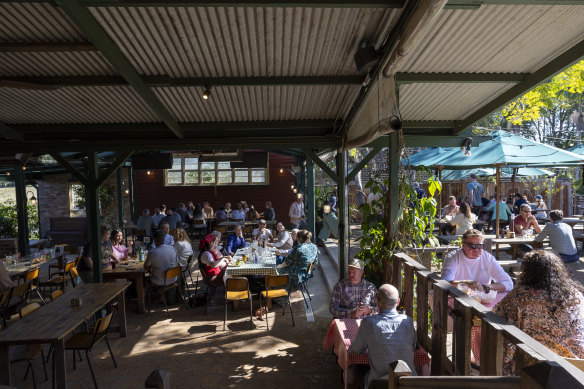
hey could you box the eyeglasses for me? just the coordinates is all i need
[463,242,484,250]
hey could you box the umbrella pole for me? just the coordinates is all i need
[496,165,501,238]
[438,168,442,217]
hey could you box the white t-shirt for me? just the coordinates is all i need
[449,213,477,235]
[442,249,513,291]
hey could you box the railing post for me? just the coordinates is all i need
[452,299,472,376]
[480,319,504,376]
[416,270,430,351]
[431,283,448,375]
[392,254,402,292]
[403,264,414,317]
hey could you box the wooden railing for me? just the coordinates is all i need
[390,252,584,388]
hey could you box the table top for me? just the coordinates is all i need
[225,247,278,277]
[103,258,145,276]
[218,220,278,227]
[491,236,539,244]
[0,282,130,345]
[6,254,77,278]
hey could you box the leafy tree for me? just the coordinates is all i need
[0,199,39,239]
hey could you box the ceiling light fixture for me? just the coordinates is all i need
[461,137,473,157]
[202,85,212,100]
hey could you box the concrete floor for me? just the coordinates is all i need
[8,265,342,389]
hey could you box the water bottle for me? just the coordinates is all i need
[139,247,144,262]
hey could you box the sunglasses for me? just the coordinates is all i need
[464,242,484,250]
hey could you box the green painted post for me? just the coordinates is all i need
[387,132,400,283]
[14,167,30,256]
[87,152,103,283]
[129,166,137,222]
[117,168,124,229]
[306,158,316,237]
[336,150,348,280]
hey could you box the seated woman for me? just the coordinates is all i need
[448,202,477,235]
[276,230,318,291]
[493,250,584,375]
[267,222,294,264]
[198,234,231,287]
[110,228,133,264]
[246,205,260,221]
[230,203,246,221]
[77,225,113,283]
[533,195,548,220]
[174,228,193,271]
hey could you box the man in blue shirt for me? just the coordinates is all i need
[226,224,248,256]
[467,174,484,214]
[350,284,417,388]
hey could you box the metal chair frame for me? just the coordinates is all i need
[259,274,294,330]
[224,277,253,330]
[147,266,188,317]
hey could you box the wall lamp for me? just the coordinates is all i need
[27,190,37,206]
[461,137,472,157]
[202,85,212,100]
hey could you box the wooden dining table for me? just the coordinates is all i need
[0,282,130,389]
[103,258,147,314]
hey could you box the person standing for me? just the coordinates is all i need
[350,284,417,388]
[263,201,276,221]
[288,194,305,228]
[467,174,484,214]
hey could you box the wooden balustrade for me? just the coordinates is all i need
[389,252,584,388]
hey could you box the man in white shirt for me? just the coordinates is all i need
[145,230,178,286]
[288,194,305,228]
[252,219,272,243]
[442,229,513,293]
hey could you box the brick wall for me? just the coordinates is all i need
[0,238,18,257]
[135,153,298,223]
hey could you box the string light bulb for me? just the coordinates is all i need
[202,85,212,100]
[146,170,152,176]
[280,167,284,173]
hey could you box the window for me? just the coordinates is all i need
[164,154,268,186]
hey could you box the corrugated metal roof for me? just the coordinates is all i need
[397,5,584,73]
[90,6,400,77]
[399,83,513,121]
[0,3,83,41]
[0,86,158,123]
[154,84,358,122]
[0,52,117,76]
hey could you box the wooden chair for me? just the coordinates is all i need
[24,268,46,305]
[0,287,12,327]
[259,275,294,330]
[147,266,188,317]
[224,277,253,330]
[7,303,49,388]
[41,260,77,293]
[242,226,253,239]
[299,260,315,308]
[6,281,32,315]
[64,310,117,389]
[182,254,195,294]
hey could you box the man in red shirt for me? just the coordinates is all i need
[512,204,541,236]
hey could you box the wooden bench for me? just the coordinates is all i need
[47,217,87,247]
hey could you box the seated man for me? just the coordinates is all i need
[0,260,15,291]
[226,225,247,256]
[486,196,512,233]
[442,229,513,293]
[329,259,378,319]
[145,229,178,286]
[252,219,272,244]
[534,210,579,263]
[350,284,417,388]
[511,204,541,236]
[151,222,174,248]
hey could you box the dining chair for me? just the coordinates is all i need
[182,254,195,294]
[8,302,49,388]
[50,289,64,302]
[41,260,77,293]
[0,287,12,328]
[259,275,294,330]
[7,281,32,314]
[242,226,253,239]
[191,219,206,238]
[299,260,315,309]
[64,310,117,389]
[197,258,218,315]
[147,266,188,317]
[24,268,46,305]
[224,277,253,330]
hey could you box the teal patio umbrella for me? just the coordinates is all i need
[440,167,555,181]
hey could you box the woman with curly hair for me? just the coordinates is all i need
[493,250,584,375]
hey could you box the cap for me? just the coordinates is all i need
[348,259,364,270]
[534,195,542,200]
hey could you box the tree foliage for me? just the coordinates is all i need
[0,200,39,239]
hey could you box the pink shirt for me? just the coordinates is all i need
[112,244,129,261]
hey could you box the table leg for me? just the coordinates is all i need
[54,338,67,389]
[0,344,11,386]
[118,289,127,337]
[136,275,145,314]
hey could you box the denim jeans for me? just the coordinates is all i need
[559,252,579,263]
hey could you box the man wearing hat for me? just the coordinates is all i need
[329,259,378,319]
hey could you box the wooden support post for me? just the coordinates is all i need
[117,168,124,229]
[431,284,448,375]
[14,166,30,256]
[453,298,472,375]
[387,131,400,283]
[129,166,137,222]
[480,319,504,376]
[392,255,402,293]
[87,152,103,283]
[306,158,316,238]
[416,270,430,351]
[403,264,414,317]
[336,150,348,280]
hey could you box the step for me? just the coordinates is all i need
[318,247,338,296]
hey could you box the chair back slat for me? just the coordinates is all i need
[193,220,205,226]
[0,288,11,305]
[226,277,249,292]
[96,311,114,334]
[165,266,182,279]
[20,303,41,318]
[11,281,31,299]
[186,254,194,267]
[25,268,39,281]
[265,275,289,289]
[64,260,76,272]
[70,267,80,279]
[51,290,64,301]
[307,260,315,275]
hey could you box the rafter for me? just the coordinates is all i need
[0,75,363,87]
[49,152,88,185]
[53,0,183,139]
[0,42,96,52]
[396,72,527,84]
[0,0,405,5]
[0,122,24,142]
[96,151,133,186]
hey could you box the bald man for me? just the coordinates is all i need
[350,284,417,388]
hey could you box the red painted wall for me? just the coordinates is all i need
[134,153,298,222]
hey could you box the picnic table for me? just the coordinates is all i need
[491,236,545,260]
[103,258,147,313]
[218,220,278,227]
[224,247,278,282]
[6,253,77,279]
[0,282,130,389]
[323,318,430,387]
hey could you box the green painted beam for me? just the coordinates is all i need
[53,0,183,139]
[86,152,103,283]
[395,72,527,84]
[347,144,382,182]
[0,75,363,87]
[14,167,30,256]
[0,122,24,142]
[446,0,584,7]
[96,150,133,187]
[306,158,315,238]
[336,150,348,280]
[403,135,491,147]
[303,148,339,182]
[49,152,88,185]
[0,0,405,5]
[455,38,584,133]
[0,42,96,52]
[403,120,457,129]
